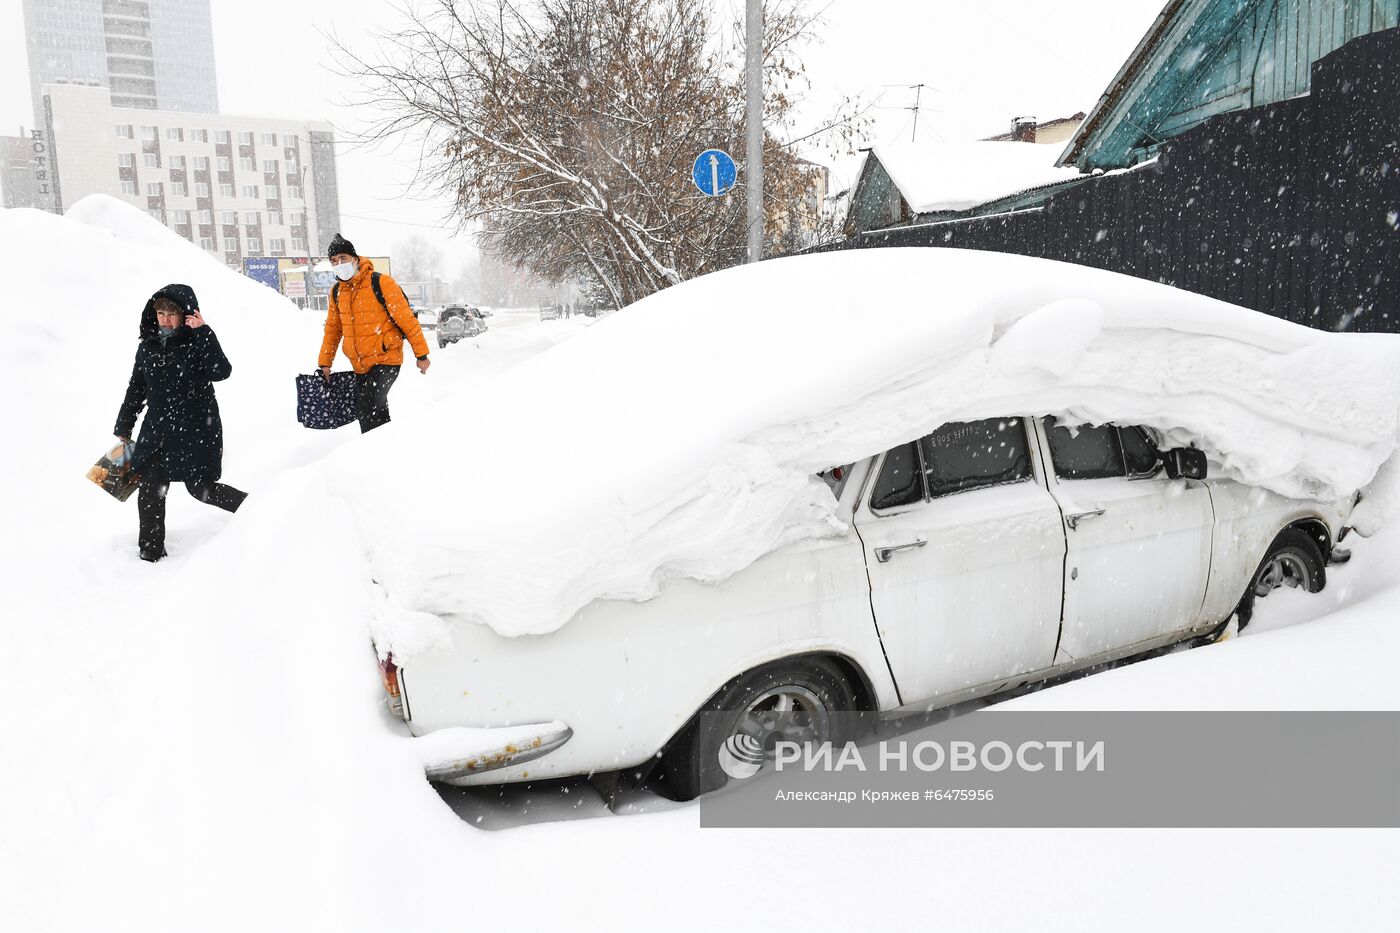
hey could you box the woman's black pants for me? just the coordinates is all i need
[137,453,247,555]
[354,364,401,433]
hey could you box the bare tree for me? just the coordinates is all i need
[338,0,865,308]
[393,233,444,282]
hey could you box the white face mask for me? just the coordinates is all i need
[333,261,357,281]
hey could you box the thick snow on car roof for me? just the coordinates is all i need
[333,247,1400,650]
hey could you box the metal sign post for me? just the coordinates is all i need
[745,0,763,263]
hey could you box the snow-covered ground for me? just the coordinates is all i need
[2,198,1397,932]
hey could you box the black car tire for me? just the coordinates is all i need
[1234,527,1326,632]
[662,657,856,801]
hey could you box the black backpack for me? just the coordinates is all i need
[332,272,408,337]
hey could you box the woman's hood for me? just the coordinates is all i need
[139,283,200,340]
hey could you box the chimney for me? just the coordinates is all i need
[1010,116,1037,143]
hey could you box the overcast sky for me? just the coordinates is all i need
[0,0,1167,275]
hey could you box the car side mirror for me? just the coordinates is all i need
[1163,447,1208,480]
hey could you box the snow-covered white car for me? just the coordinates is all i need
[380,413,1354,798]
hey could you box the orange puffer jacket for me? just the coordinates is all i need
[318,258,430,374]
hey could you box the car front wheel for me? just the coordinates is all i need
[1234,527,1326,632]
[662,657,857,801]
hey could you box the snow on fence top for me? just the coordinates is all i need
[871,140,1084,213]
[339,247,1400,650]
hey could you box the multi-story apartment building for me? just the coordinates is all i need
[43,83,342,273]
[23,0,220,123]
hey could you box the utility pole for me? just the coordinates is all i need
[745,0,763,264]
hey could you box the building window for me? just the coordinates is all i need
[195,182,210,197]
[168,155,185,169]
[269,238,286,256]
[267,211,283,226]
[191,129,208,143]
[287,185,301,200]
[265,183,280,198]
[247,238,262,252]
[290,237,306,252]
[221,211,238,225]
[170,182,188,196]
[146,182,162,196]
[282,134,298,147]
[238,131,254,146]
[262,160,278,173]
[219,183,235,197]
[200,237,215,250]
[260,132,277,146]
[215,130,230,144]
[198,210,213,224]
[239,157,255,171]
[166,127,183,142]
[193,156,209,170]
[143,153,160,168]
[117,153,135,168]
[171,210,190,224]
[121,180,137,195]
[217,156,231,171]
[291,211,306,226]
[141,125,158,140]
[283,147,297,162]
[242,185,259,199]
[115,124,134,138]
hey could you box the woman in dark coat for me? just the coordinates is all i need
[114,284,247,562]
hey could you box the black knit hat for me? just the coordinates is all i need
[328,233,358,259]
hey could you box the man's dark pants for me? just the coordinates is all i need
[354,364,401,433]
[137,452,247,555]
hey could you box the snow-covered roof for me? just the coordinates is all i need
[871,140,1084,213]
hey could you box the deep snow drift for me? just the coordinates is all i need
[331,247,1400,650]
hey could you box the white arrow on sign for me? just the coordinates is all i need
[710,153,720,196]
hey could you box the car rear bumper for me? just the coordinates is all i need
[415,722,574,784]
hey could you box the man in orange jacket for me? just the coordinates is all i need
[317,233,431,432]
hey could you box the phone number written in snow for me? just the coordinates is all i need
[774,789,995,802]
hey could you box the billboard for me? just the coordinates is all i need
[244,257,280,290]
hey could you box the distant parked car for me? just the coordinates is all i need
[437,305,487,348]
[415,308,438,331]
[540,304,563,321]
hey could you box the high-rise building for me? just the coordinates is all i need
[43,84,342,282]
[22,0,219,125]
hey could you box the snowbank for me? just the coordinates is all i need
[338,248,1400,650]
[870,140,1084,213]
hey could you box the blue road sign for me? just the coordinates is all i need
[692,149,737,197]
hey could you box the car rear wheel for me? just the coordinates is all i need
[1234,527,1326,633]
[662,657,856,801]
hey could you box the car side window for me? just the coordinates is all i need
[871,442,924,511]
[1119,426,1160,477]
[921,418,1032,498]
[1044,416,1125,480]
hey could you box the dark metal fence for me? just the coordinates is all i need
[819,28,1400,333]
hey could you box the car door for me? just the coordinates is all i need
[1035,418,1214,664]
[853,417,1066,706]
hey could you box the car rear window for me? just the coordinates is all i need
[1044,417,1125,480]
[871,442,923,511]
[921,417,1032,498]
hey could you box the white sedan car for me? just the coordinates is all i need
[378,413,1353,798]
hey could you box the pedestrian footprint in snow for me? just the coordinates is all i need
[317,232,431,433]
[113,284,247,563]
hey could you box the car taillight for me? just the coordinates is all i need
[379,655,400,698]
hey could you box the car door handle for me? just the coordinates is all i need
[875,537,927,562]
[1065,509,1106,530]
